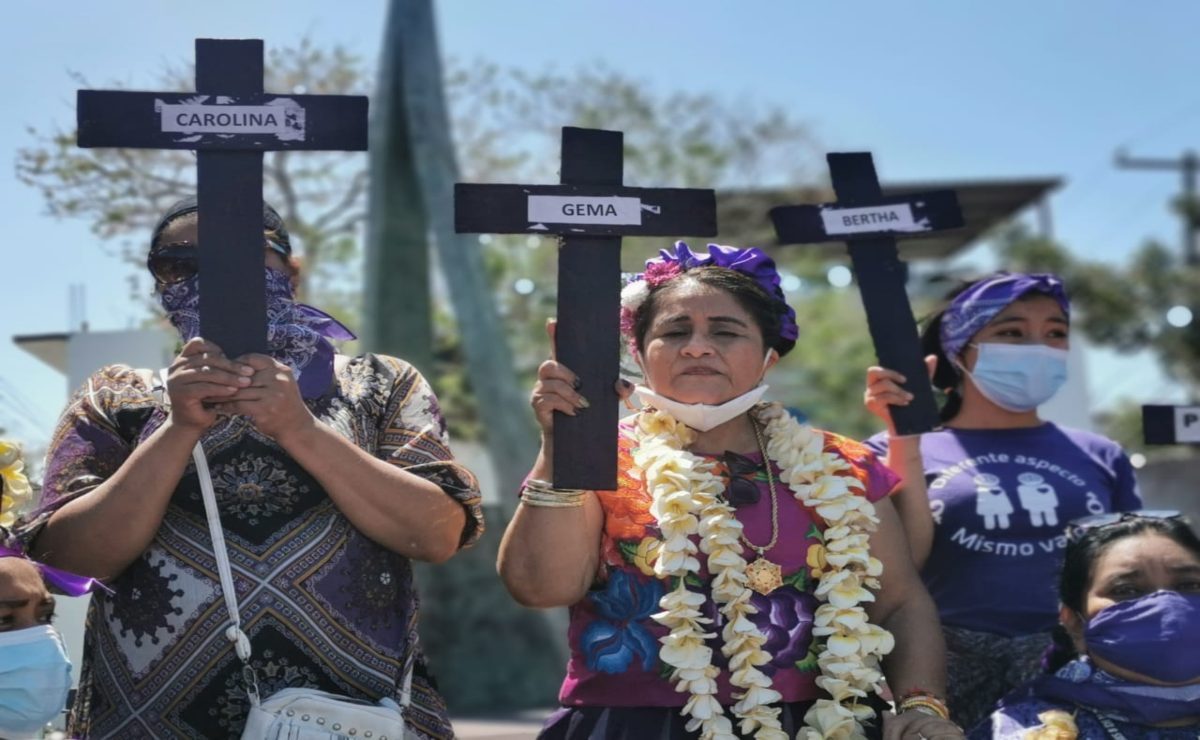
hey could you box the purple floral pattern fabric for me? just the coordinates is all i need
[558,426,896,709]
[18,355,482,739]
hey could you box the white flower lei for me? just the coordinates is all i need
[631,402,894,740]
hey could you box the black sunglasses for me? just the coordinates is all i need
[721,450,763,507]
[148,239,290,284]
[1065,509,1185,542]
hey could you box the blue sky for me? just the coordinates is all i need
[1,0,1194,442]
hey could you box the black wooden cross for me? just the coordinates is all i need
[770,153,964,435]
[77,39,368,359]
[1143,404,1200,445]
[456,126,717,490]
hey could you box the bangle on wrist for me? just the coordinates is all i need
[897,693,949,721]
[520,478,586,508]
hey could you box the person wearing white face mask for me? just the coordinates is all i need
[863,272,1143,729]
[500,243,963,740]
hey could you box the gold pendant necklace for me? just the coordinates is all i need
[739,416,783,596]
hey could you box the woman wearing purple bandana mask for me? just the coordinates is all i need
[972,512,1200,738]
[862,272,1143,728]
[15,197,485,739]
[501,243,961,740]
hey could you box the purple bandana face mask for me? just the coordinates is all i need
[1085,590,1200,684]
[158,268,356,399]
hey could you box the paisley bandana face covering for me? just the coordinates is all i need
[159,268,355,399]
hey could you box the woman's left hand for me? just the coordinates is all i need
[884,710,964,740]
[212,354,315,444]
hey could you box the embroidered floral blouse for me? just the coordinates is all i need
[559,422,898,708]
[18,355,483,740]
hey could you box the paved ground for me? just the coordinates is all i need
[451,711,548,739]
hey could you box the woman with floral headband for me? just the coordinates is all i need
[971,511,1200,738]
[864,273,1142,727]
[500,243,961,740]
[15,197,484,738]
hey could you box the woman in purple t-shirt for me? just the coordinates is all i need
[864,272,1142,728]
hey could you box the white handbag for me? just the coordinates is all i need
[190,439,418,740]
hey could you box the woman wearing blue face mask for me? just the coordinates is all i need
[970,511,1200,738]
[863,272,1142,727]
[2,443,103,740]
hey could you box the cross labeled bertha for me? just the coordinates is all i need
[770,152,964,435]
[77,38,368,359]
[456,126,717,490]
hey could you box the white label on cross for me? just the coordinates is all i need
[527,195,643,225]
[158,97,306,141]
[1174,406,1200,442]
[821,203,926,235]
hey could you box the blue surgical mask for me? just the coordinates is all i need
[0,624,73,736]
[958,342,1068,412]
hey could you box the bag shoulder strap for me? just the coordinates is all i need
[192,440,254,664]
[181,368,413,710]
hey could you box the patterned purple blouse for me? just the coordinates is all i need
[18,355,483,739]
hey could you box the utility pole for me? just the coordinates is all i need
[1116,149,1200,266]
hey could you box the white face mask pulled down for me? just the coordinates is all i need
[633,351,775,432]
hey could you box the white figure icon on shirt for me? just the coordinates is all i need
[973,473,1013,530]
[1017,472,1060,527]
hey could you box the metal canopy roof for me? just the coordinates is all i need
[714,177,1062,260]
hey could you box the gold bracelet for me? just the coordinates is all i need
[523,478,586,495]
[898,695,950,720]
[520,479,586,508]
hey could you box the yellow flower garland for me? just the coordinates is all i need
[0,440,33,529]
[632,403,893,740]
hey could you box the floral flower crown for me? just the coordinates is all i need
[0,440,33,529]
[619,242,799,351]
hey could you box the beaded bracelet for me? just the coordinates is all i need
[520,478,586,508]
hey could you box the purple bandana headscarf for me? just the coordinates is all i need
[0,543,106,596]
[939,272,1070,360]
[624,241,799,346]
[158,268,356,399]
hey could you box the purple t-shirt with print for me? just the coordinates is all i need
[867,423,1141,636]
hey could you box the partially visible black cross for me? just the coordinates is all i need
[1143,404,1200,445]
[77,39,368,358]
[770,152,964,435]
[456,127,717,490]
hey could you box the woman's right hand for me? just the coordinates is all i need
[864,356,937,434]
[166,337,254,432]
[531,358,588,435]
[531,320,636,435]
